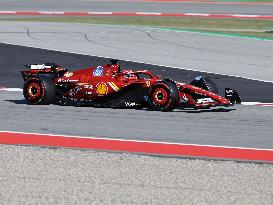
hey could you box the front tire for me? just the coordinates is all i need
[23,76,56,105]
[149,81,179,112]
[205,78,218,94]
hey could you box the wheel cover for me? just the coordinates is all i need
[152,87,168,105]
[27,82,42,100]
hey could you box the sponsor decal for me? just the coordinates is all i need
[194,76,203,81]
[145,81,151,87]
[58,78,78,83]
[180,94,188,103]
[144,96,149,102]
[225,89,234,97]
[125,102,137,107]
[83,85,93,89]
[96,83,108,95]
[93,66,104,76]
[29,64,51,70]
[64,72,73,77]
[108,82,120,92]
[68,86,82,97]
[197,98,214,104]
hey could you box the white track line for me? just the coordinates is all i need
[241,102,273,106]
[0,11,272,20]
[0,88,23,92]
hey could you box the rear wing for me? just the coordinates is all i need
[21,63,67,80]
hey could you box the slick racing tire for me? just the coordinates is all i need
[23,76,56,105]
[190,76,218,94]
[149,80,179,112]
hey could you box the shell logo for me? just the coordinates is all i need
[96,83,108,95]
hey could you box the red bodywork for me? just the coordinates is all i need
[21,62,234,109]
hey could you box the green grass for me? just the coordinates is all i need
[2,16,273,39]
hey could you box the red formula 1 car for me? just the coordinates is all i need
[21,60,241,111]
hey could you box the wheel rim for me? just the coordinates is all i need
[27,82,41,100]
[152,87,168,106]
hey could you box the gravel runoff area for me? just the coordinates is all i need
[0,144,272,205]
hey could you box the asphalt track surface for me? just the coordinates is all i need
[1,90,273,150]
[1,0,273,15]
[1,22,273,84]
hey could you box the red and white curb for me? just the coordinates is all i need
[0,11,273,20]
[0,131,272,162]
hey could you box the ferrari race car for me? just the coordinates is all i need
[21,60,241,111]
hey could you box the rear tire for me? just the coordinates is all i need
[23,76,56,105]
[149,81,179,112]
